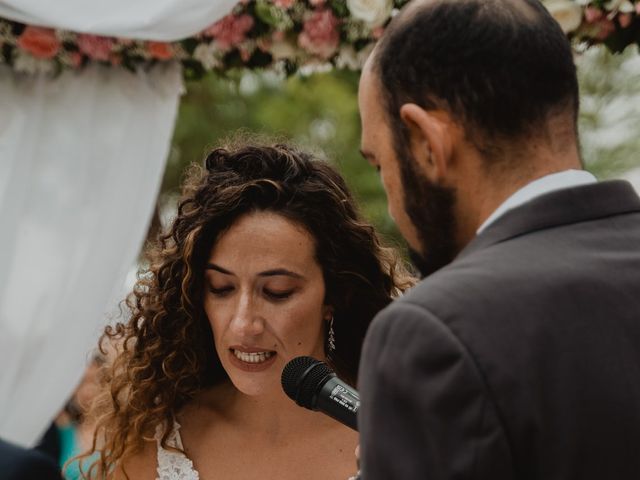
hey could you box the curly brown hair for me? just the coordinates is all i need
[83,141,413,477]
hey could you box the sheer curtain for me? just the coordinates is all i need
[0,63,183,446]
[0,0,238,39]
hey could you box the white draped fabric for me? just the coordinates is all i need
[0,63,183,446]
[0,0,238,40]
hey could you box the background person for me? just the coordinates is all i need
[356,0,640,478]
[37,351,108,479]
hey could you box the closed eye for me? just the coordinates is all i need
[264,289,294,300]
[209,286,233,296]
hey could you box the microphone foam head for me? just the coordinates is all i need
[281,356,333,409]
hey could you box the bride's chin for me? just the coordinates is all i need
[229,378,278,397]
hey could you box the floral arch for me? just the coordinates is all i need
[1,0,639,78]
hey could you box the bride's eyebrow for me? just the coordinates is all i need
[258,269,305,280]
[205,263,305,280]
[206,263,233,275]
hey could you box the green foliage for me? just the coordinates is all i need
[577,45,640,178]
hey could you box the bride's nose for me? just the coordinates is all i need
[228,292,265,337]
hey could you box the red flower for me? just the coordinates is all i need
[148,41,174,60]
[17,26,60,59]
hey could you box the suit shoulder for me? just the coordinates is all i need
[0,439,62,480]
[366,298,472,362]
[396,243,560,320]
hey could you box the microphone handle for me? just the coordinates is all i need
[314,375,360,431]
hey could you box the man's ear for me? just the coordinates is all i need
[399,103,454,183]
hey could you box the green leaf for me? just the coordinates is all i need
[255,0,293,29]
[330,0,350,18]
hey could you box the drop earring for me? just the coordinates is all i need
[327,315,336,355]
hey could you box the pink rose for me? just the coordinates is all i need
[618,12,633,29]
[298,9,340,59]
[273,0,296,8]
[148,41,174,60]
[309,0,326,5]
[584,6,603,24]
[637,2,640,15]
[77,34,114,61]
[202,14,254,50]
[17,26,60,59]
[594,18,616,40]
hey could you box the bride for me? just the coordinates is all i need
[81,141,411,479]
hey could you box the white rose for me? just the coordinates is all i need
[335,46,360,70]
[347,0,393,28]
[606,0,635,13]
[335,44,375,70]
[544,0,583,33]
[13,52,55,75]
[270,38,297,61]
[193,42,222,70]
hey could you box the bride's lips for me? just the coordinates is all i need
[228,346,278,372]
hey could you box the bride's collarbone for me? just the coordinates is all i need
[182,422,358,479]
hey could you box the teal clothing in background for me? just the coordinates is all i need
[57,424,98,480]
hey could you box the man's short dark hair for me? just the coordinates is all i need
[372,0,579,159]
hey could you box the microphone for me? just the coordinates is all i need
[281,356,360,431]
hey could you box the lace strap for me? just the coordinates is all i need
[155,421,200,480]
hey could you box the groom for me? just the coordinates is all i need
[357,0,640,478]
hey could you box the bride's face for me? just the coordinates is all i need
[203,210,330,397]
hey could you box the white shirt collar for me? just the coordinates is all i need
[477,169,597,235]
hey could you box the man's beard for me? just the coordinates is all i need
[398,152,458,279]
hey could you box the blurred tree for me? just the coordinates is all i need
[577,45,640,178]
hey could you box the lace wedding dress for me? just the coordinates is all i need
[155,422,200,480]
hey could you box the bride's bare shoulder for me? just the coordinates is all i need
[108,440,157,480]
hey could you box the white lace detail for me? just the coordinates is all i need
[155,421,200,480]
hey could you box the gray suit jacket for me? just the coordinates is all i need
[358,180,640,479]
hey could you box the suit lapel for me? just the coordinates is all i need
[457,180,640,260]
